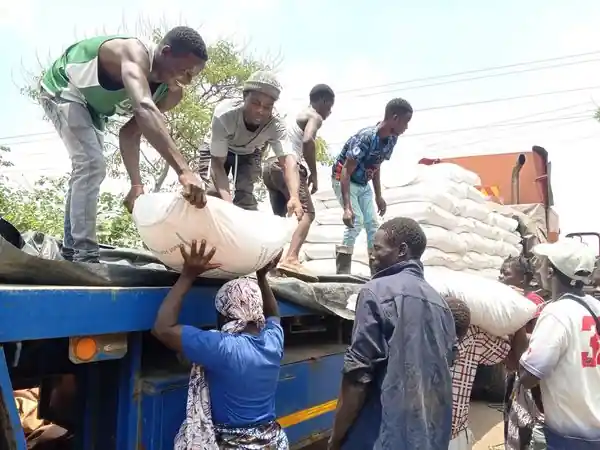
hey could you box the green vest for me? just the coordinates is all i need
[41,35,169,130]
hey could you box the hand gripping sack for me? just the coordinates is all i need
[133,193,296,279]
[424,266,537,336]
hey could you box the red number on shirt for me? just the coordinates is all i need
[581,316,600,368]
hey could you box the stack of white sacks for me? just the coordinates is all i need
[301,163,523,278]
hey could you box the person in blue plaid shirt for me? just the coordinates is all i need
[331,98,412,274]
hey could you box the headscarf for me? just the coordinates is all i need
[215,278,265,333]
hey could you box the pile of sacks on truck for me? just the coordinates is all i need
[133,160,527,282]
[302,162,523,278]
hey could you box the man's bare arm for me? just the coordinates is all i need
[119,88,184,186]
[207,117,233,203]
[371,165,382,199]
[119,41,191,176]
[210,156,233,203]
[340,158,358,211]
[272,139,300,201]
[280,154,300,197]
[302,115,323,177]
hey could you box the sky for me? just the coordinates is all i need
[1,0,600,236]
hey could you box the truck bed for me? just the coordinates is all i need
[0,285,320,343]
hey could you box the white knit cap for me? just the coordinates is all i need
[243,70,282,100]
[533,238,596,281]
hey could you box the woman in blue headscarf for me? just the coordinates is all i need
[152,240,287,449]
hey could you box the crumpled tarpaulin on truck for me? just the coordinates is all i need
[0,231,362,319]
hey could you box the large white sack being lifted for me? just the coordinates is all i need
[346,267,537,336]
[424,266,537,337]
[133,193,297,279]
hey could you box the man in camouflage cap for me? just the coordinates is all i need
[198,71,302,216]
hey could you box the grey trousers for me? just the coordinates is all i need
[197,143,262,211]
[40,92,106,263]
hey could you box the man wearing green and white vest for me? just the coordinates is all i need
[40,27,208,263]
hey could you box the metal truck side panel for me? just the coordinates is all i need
[0,287,312,343]
[137,352,344,449]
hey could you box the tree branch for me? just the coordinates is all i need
[153,161,170,192]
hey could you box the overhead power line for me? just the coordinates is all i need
[406,114,591,138]
[338,85,600,123]
[0,130,55,141]
[434,118,591,153]
[2,49,600,144]
[325,114,593,148]
[4,50,600,142]
[287,49,600,100]
[422,102,594,149]
[347,58,600,99]
[0,135,57,146]
[3,82,600,146]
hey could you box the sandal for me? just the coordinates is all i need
[277,261,319,282]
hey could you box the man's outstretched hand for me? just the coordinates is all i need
[342,207,355,228]
[124,185,145,213]
[308,173,319,194]
[287,196,304,221]
[179,170,207,208]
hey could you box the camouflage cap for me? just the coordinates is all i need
[243,70,282,101]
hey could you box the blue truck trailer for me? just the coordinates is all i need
[0,277,357,449]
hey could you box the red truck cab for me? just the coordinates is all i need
[420,145,559,243]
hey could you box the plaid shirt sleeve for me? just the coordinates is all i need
[477,329,511,366]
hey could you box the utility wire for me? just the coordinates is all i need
[337,85,600,123]
[287,49,600,99]
[0,130,55,141]
[423,102,593,149]
[431,118,592,153]
[324,114,594,148]
[4,51,600,141]
[4,108,597,152]
[5,85,600,146]
[384,114,592,137]
[347,58,600,99]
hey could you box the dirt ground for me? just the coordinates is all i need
[470,401,505,449]
[305,401,505,450]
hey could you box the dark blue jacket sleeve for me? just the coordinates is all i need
[343,288,388,384]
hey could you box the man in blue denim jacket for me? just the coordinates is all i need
[331,98,412,274]
[328,217,456,450]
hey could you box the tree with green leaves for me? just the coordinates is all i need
[0,145,12,168]
[0,166,143,247]
[315,136,333,166]
[10,23,333,249]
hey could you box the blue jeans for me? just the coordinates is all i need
[40,92,106,263]
[545,426,600,450]
[332,179,378,251]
